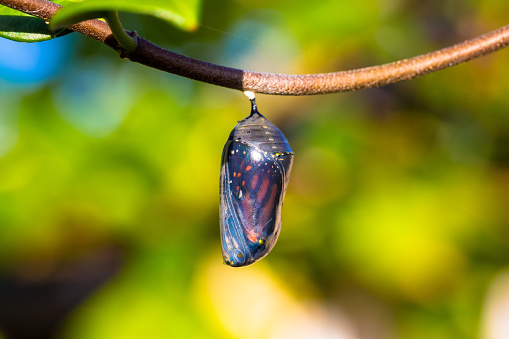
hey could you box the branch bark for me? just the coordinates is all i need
[2,0,509,95]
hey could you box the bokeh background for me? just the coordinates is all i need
[1,0,509,338]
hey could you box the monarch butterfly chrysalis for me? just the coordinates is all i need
[220,92,294,267]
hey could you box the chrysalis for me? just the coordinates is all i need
[220,92,294,267]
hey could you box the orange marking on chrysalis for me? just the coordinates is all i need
[261,183,279,218]
[257,179,270,204]
[250,174,259,190]
[246,165,252,171]
[248,233,257,242]
[237,172,242,177]
[233,172,236,177]
[242,181,245,186]
[236,186,240,190]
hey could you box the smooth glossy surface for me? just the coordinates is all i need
[220,99,293,267]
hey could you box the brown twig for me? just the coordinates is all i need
[2,0,509,95]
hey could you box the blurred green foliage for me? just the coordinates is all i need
[0,0,73,42]
[50,0,202,33]
[1,0,509,338]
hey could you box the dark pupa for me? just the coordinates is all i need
[219,93,294,267]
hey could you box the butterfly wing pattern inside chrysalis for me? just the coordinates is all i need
[220,98,294,267]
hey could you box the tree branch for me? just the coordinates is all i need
[2,0,509,95]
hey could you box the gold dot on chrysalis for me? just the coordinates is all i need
[237,253,243,258]
[258,239,265,245]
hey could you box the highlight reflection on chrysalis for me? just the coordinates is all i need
[219,92,294,267]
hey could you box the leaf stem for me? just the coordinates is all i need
[104,10,136,54]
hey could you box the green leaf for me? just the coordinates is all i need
[0,1,74,42]
[50,0,202,32]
